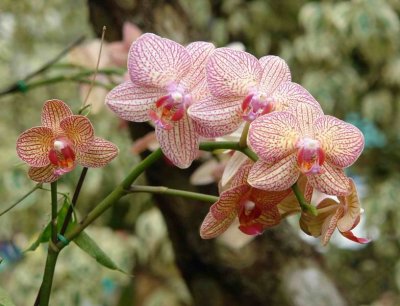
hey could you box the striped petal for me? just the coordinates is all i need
[321,205,344,246]
[258,56,291,95]
[128,33,191,88]
[28,164,60,183]
[286,103,323,136]
[273,82,322,112]
[230,160,253,187]
[251,188,291,208]
[188,95,243,138]
[77,137,119,168]
[249,111,299,163]
[16,126,54,167]
[106,81,165,122]
[156,114,199,169]
[307,162,351,196]
[221,151,249,189]
[248,155,299,191]
[181,41,215,95]
[336,179,361,232]
[200,184,249,239]
[206,48,261,98]
[314,115,364,168]
[60,115,94,150]
[41,99,73,131]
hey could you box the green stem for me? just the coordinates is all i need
[60,167,88,236]
[58,149,163,249]
[0,183,42,217]
[37,250,59,306]
[291,182,318,216]
[199,141,258,162]
[50,182,58,243]
[36,181,59,306]
[128,185,218,203]
[239,122,250,148]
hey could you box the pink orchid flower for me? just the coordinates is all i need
[108,22,142,67]
[16,99,118,183]
[200,161,290,239]
[188,47,321,138]
[106,33,215,168]
[300,179,370,245]
[248,103,364,196]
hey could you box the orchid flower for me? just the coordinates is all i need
[188,47,321,138]
[299,179,370,245]
[16,99,118,183]
[248,103,364,195]
[106,33,215,168]
[200,161,290,239]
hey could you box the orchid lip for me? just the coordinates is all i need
[150,89,190,129]
[296,137,325,175]
[48,137,76,175]
[241,92,274,122]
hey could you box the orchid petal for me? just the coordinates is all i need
[248,155,299,191]
[200,184,249,239]
[60,115,94,150]
[229,160,253,187]
[307,162,351,196]
[336,179,361,232]
[106,81,165,122]
[258,56,291,95]
[286,103,323,136]
[257,206,281,227]
[156,114,198,169]
[206,48,261,98]
[315,115,364,168]
[273,82,322,112]
[188,95,243,138]
[128,33,191,88]
[181,41,215,96]
[41,99,73,131]
[249,111,299,163]
[277,175,308,217]
[340,230,371,244]
[28,164,60,183]
[320,205,344,245]
[16,126,54,167]
[251,188,291,208]
[221,151,249,189]
[77,137,118,168]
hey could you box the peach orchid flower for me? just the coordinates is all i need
[16,99,118,183]
[200,160,290,239]
[188,47,321,138]
[106,33,215,168]
[299,179,370,245]
[248,103,364,196]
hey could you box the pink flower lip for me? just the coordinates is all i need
[241,92,274,122]
[296,137,325,175]
[48,137,77,175]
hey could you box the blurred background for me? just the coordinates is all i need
[0,0,400,305]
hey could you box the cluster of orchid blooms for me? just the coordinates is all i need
[16,33,368,246]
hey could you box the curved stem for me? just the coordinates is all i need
[239,122,250,148]
[0,183,42,217]
[58,149,163,249]
[291,182,318,216]
[128,185,218,203]
[199,141,258,162]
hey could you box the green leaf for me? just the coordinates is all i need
[0,286,16,306]
[73,230,129,275]
[24,196,70,252]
